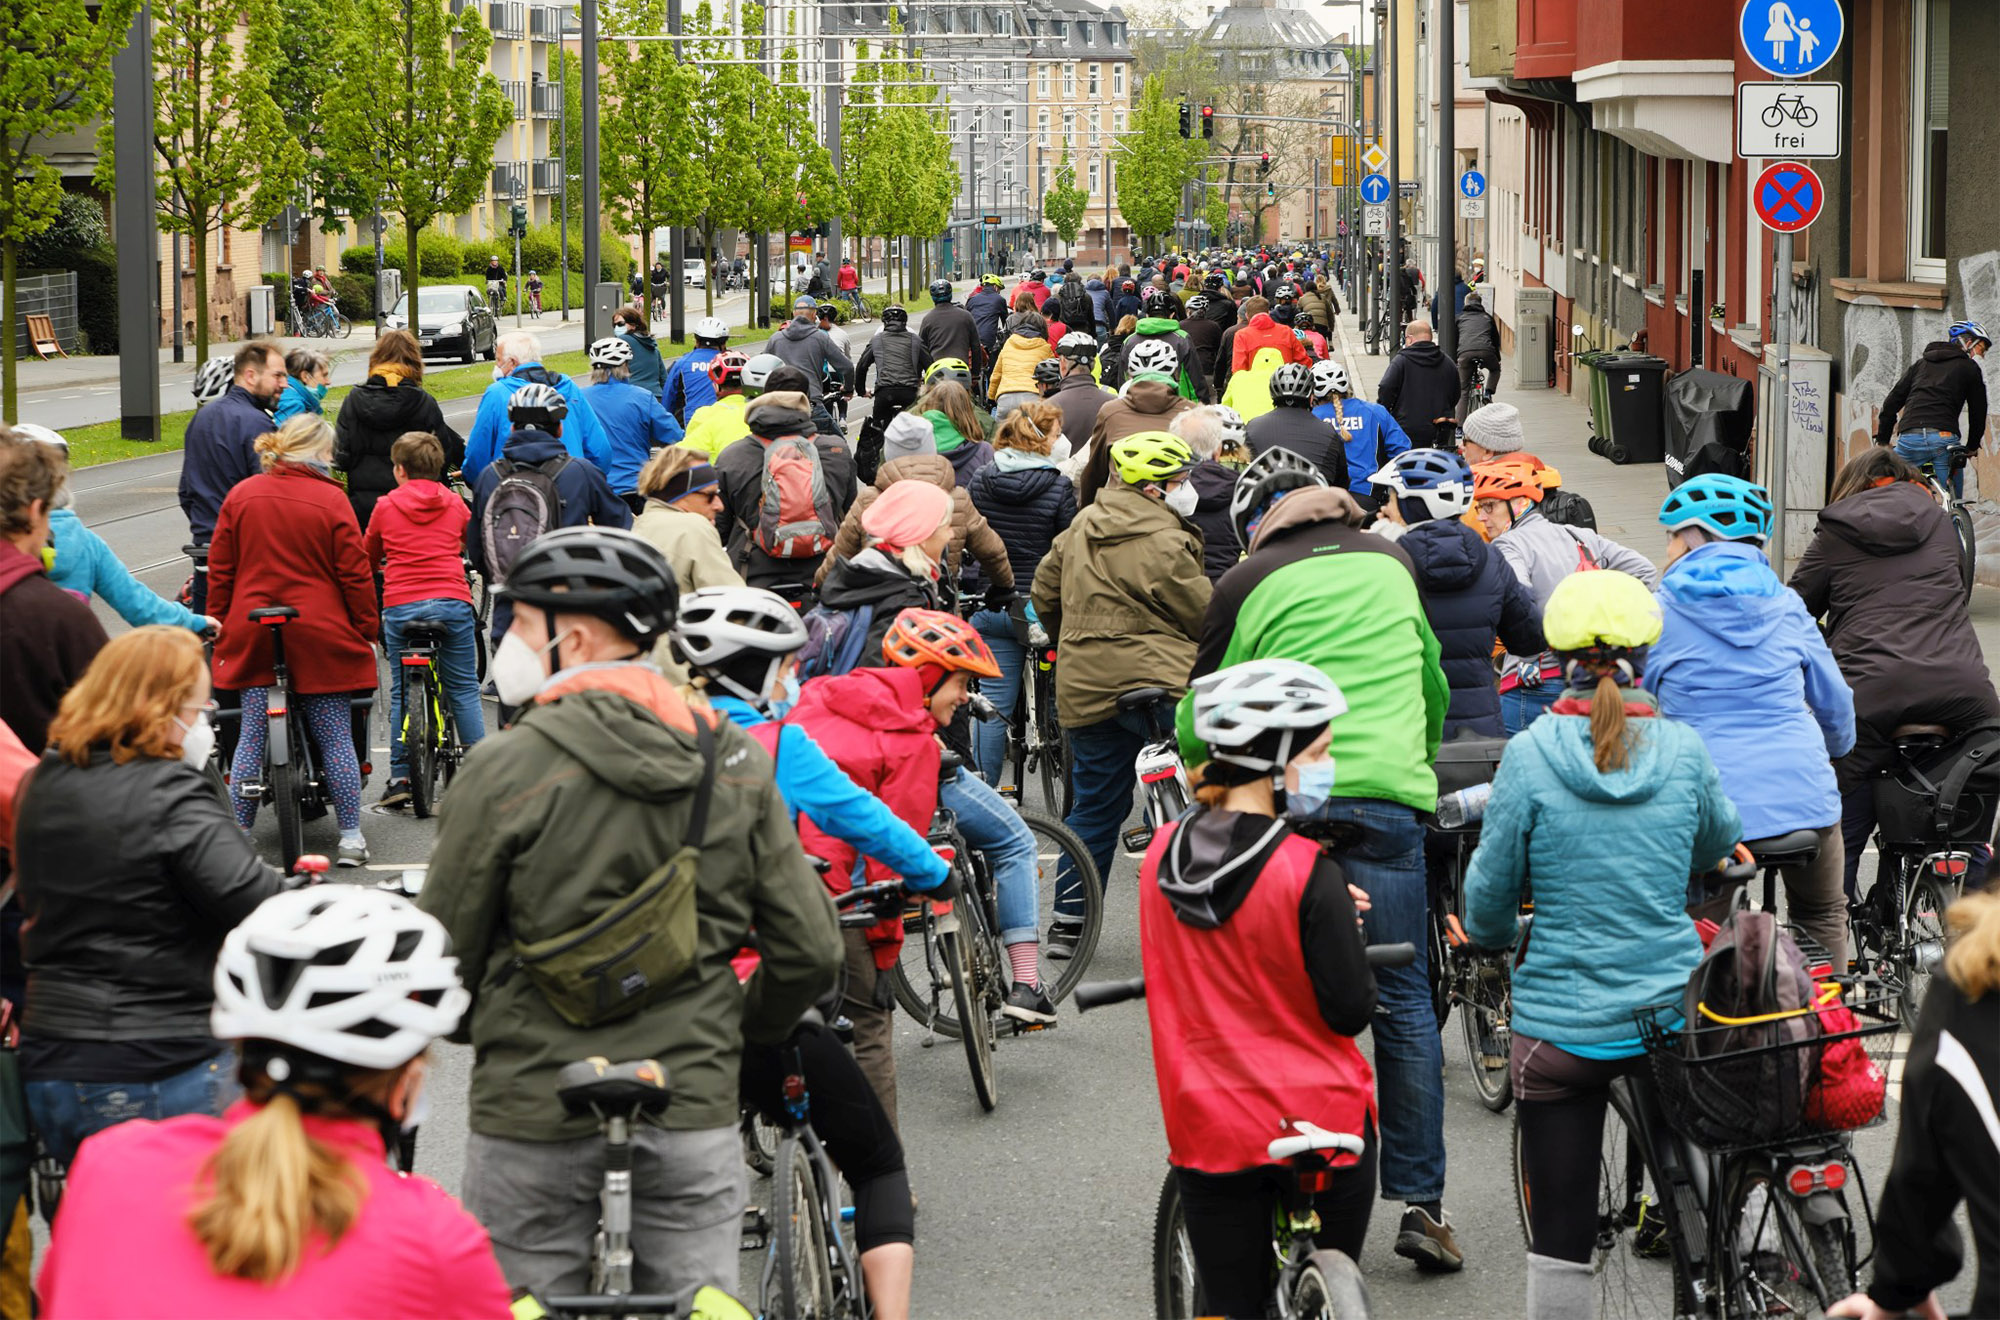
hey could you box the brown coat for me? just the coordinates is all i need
[813,454,1014,589]
[1080,379,1200,508]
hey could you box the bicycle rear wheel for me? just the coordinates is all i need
[406,671,438,819]
[1720,1159,1853,1317]
[1021,810,1104,1001]
[770,1134,835,1318]
[1457,951,1514,1113]
[270,752,304,873]
[945,924,999,1112]
[1288,1250,1372,1319]
[1151,1170,1207,1320]
[1953,503,1977,598]
[1898,874,1956,1033]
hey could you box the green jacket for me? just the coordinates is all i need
[1031,482,1211,727]
[419,667,840,1140]
[1176,488,1448,812]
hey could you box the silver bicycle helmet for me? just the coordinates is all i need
[742,352,786,395]
[670,586,810,704]
[1190,659,1347,772]
[588,336,634,369]
[192,356,234,405]
[507,381,570,428]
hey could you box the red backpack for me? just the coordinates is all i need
[752,436,839,559]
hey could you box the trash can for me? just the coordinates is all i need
[1600,355,1670,464]
[1577,349,1633,444]
[1663,368,1755,487]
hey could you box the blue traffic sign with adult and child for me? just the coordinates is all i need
[1460,171,1486,199]
[1741,0,1844,79]
[1360,173,1390,206]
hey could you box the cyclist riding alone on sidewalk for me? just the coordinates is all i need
[1461,570,1741,1320]
[1454,291,1502,418]
[582,336,686,515]
[419,527,840,1312]
[1875,319,1989,499]
[1142,661,1379,1320]
[1648,474,1856,965]
[36,886,510,1318]
[365,432,487,812]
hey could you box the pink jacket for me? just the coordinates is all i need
[39,1102,512,1319]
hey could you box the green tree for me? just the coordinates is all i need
[1042,148,1089,248]
[323,0,511,311]
[681,2,772,316]
[274,0,374,229]
[764,35,842,268]
[1201,175,1228,242]
[550,48,586,231]
[0,0,137,408]
[600,0,705,294]
[1113,74,1198,244]
[97,0,306,366]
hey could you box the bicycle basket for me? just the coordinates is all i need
[1634,987,1900,1153]
[1872,724,2000,849]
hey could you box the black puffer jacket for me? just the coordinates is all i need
[333,373,465,528]
[14,752,283,1041]
[1181,317,1224,385]
[1244,407,1348,490]
[1397,518,1544,737]
[817,547,939,672]
[1187,458,1242,581]
[967,460,1078,588]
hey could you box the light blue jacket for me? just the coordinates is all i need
[47,508,206,632]
[709,694,948,892]
[1463,704,1740,1048]
[582,378,686,495]
[1648,541,1855,838]
[462,364,612,484]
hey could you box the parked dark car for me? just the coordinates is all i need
[384,284,498,363]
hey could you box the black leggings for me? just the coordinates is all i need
[1513,1034,1648,1264]
[739,1022,914,1252]
[1175,1121,1377,1320]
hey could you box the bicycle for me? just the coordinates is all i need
[1761,92,1819,128]
[1428,734,1513,1109]
[1465,361,1494,415]
[1073,943,1417,1320]
[395,619,470,819]
[1006,599,1071,817]
[888,750,1104,1111]
[1916,446,1975,598]
[526,286,545,318]
[1117,687,1192,855]
[292,297,352,339]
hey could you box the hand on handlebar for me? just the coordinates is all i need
[1826,1293,1943,1320]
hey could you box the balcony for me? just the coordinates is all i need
[532,80,562,119]
[532,157,563,195]
[492,161,530,199]
[1513,0,1575,80]
[529,5,562,40]
[503,79,528,120]
[490,1,526,39]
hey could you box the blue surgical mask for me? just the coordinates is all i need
[770,672,802,717]
[1285,760,1337,818]
[310,382,330,401]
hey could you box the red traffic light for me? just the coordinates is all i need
[1200,105,1215,140]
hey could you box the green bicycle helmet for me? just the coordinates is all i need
[1110,431,1195,486]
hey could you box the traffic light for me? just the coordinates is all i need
[509,203,527,237]
[1258,152,1270,178]
[1178,102,1191,138]
[1266,182,1276,200]
[1200,105,1215,139]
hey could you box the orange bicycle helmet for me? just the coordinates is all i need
[882,608,1002,685]
[1471,459,1545,504]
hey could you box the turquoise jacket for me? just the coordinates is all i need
[47,508,206,632]
[1463,705,1740,1047]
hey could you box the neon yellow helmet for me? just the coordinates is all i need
[924,357,972,385]
[1110,431,1195,485]
[1542,570,1663,654]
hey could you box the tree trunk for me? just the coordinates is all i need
[2,226,16,418]
[702,224,715,319]
[405,215,422,309]
[192,222,211,365]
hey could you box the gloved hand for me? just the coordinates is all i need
[1515,662,1544,690]
[984,584,1016,615]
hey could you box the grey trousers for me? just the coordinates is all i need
[842,928,899,1130]
[462,1122,744,1310]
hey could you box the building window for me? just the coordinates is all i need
[1089,109,1100,146]
[1038,63,1049,97]
[1063,110,1076,146]
[1114,108,1126,135]
[1002,107,1014,140]
[1082,23,1093,44]
[1911,0,1949,279]
[1063,65,1075,98]
[1038,107,1050,145]
[1088,160,1100,193]
[1113,63,1124,97]
[949,110,960,138]
[995,10,1010,35]
[1088,63,1100,95]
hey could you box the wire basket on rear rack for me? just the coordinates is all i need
[1634,984,1902,1154]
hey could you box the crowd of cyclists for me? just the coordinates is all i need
[4,241,2000,1320]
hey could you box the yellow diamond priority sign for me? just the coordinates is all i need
[1361,142,1387,174]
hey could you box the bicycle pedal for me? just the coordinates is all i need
[1121,826,1155,852]
[996,784,1020,802]
[740,1207,770,1250]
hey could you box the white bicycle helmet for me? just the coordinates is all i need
[1310,359,1350,399]
[693,316,730,342]
[192,356,234,405]
[1206,404,1247,446]
[1190,659,1348,772]
[588,336,634,369]
[1056,330,1099,362]
[211,886,469,1071]
[9,422,67,454]
[742,352,785,395]
[670,585,810,703]
[1126,338,1181,379]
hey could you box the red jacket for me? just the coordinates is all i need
[836,265,859,291]
[1139,823,1375,1174]
[210,463,379,694]
[1021,281,1051,311]
[364,478,473,609]
[1231,312,1310,373]
[37,1101,511,1319]
[785,666,940,967]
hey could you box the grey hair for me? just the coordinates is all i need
[284,348,331,379]
[496,330,543,364]
[1170,407,1223,460]
[590,364,632,385]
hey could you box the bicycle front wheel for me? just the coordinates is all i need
[1151,1170,1207,1320]
[270,755,304,873]
[1022,810,1104,1002]
[944,926,999,1112]
[770,1135,835,1319]
[1457,951,1514,1113]
[1288,1250,1372,1319]
[336,313,354,339]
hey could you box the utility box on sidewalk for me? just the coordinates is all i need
[376,269,403,317]
[246,284,274,336]
[1515,287,1553,390]
[1755,344,1834,565]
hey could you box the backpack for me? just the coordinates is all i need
[482,454,570,583]
[1541,486,1598,531]
[752,437,840,560]
[1873,722,2000,848]
[796,601,876,680]
[1676,906,1822,1145]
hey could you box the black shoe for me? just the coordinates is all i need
[1001,982,1057,1025]
[377,781,413,810]
[1394,1205,1465,1273]
[1047,918,1086,962]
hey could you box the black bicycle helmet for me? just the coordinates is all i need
[881,304,909,328]
[507,381,569,429]
[1203,271,1227,291]
[1142,287,1179,316]
[928,278,952,302]
[1230,447,1328,550]
[1267,363,1314,408]
[1031,358,1063,388]
[500,526,680,641]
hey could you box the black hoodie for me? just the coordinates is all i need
[1376,340,1461,447]
[1877,341,1989,451]
[332,373,465,528]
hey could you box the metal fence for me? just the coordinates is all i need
[14,271,79,357]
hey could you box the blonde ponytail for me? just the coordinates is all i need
[187,1093,367,1283]
[1588,674,1631,773]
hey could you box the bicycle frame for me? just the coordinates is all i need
[755,1053,869,1318]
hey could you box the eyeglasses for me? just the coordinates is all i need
[181,698,218,718]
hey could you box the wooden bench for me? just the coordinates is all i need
[26,314,65,360]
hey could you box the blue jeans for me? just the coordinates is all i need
[25,1048,239,1166]
[384,598,486,782]
[1894,428,1964,499]
[969,609,1027,787]
[1060,710,1151,910]
[1292,798,1445,1204]
[939,767,1039,946]
[1501,682,1561,736]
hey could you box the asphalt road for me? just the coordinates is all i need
[62,307,1972,1319]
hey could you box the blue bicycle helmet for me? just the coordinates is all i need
[1369,447,1474,523]
[1949,320,1991,349]
[1657,473,1773,544]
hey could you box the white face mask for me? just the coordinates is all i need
[1048,436,1073,465]
[174,711,216,769]
[1163,481,1199,518]
[490,629,567,706]
[1286,759,1338,818]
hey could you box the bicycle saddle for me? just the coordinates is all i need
[1893,723,1951,740]
[248,606,299,625]
[556,1057,673,1119]
[1267,1119,1365,1164]
[1744,830,1823,867]
[400,620,454,641]
[1116,687,1170,714]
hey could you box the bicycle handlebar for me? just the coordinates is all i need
[1074,943,1418,1013]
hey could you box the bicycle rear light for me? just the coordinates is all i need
[1785,1161,1847,1196]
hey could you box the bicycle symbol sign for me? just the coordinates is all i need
[1735,81,1841,159]
[1739,0,1843,78]
[1753,160,1824,233]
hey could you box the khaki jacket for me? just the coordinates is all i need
[632,500,745,679]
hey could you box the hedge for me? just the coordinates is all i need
[29,247,118,354]
[342,226,635,288]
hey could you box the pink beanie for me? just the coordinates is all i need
[862,479,953,551]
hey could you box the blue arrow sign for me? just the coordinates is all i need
[1740,0,1843,79]
[1359,173,1390,206]
[1459,170,1487,199]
